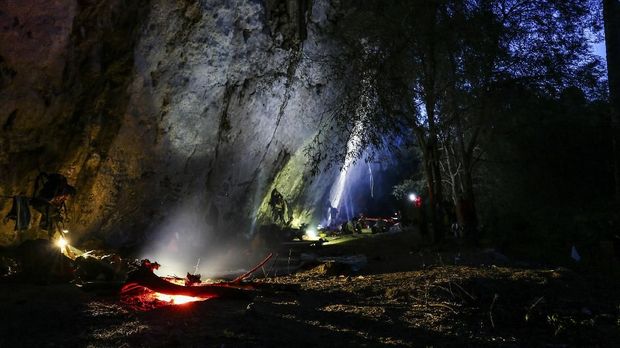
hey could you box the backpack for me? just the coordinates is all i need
[33,172,76,203]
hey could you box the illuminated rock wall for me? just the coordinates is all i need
[0,0,346,246]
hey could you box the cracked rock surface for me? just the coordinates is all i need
[0,0,347,245]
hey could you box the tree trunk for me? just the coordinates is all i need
[422,142,445,243]
[454,113,479,241]
[604,0,620,203]
[445,52,479,241]
[426,119,446,242]
[416,1,445,243]
[422,152,435,236]
[415,123,445,243]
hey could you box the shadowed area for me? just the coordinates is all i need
[1,0,619,346]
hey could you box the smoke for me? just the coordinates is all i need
[138,195,254,278]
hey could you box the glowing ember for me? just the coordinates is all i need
[154,293,205,304]
[120,280,212,310]
[120,254,270,311]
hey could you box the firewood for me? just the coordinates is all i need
[124,267,254,300]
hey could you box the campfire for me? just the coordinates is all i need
[121,277,212,310]
[120,254,273,310]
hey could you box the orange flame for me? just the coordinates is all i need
[120,282,212,310]
[153,293,206,305]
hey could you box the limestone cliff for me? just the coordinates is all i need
[0,0,349,246]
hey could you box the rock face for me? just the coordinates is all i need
[0,0,350,246]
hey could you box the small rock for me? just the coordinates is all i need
[312,261,350,276]
[245,302,256,316]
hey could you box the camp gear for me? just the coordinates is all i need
[3,195,31,231]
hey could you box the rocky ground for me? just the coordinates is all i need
[1,232,619,347]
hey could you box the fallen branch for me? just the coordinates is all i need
[489,293,499,329]
[428,302,458,314]
[450,281,476,301]
[121,255,275,301]
[124,267,254,299]
[525,296,545,322]
[264,253,279,278]
[430,284,456,299]
[232,253,274,283]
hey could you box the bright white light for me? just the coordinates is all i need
[306,228,318,240]
[62,229,69,234]
[155,293,205,305]
[328,120,365,217]
[56,237,68,250]
[408,193,417,202]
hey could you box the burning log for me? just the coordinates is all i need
[124,264,252,300]
[121,254,274,308]
[185,272,201,286]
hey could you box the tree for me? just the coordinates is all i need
[305,0,604,243]
[604,0,620,202]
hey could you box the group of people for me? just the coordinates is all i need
[340,216,364,235]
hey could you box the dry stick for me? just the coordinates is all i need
[489,293,499,329]
[429,302,458,314]
[451,281,476,301]
[264,253,279,278]
[525,296,545,321]
[448,281,455,298]
[446,268,455,299]
[529,296,544,311]
[232,253,274,283]
[430,284,456,299]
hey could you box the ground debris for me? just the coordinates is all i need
[0,236,618,347]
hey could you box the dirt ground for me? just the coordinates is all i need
[1,232,618,347]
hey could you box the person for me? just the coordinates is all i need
[268,188,287,225]
[372,219,386,234]
[341,221,351,235]
[30,172,76,239]
[351,217,363,234]
[451,222,463,239]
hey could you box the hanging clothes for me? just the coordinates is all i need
[3,196,31,231]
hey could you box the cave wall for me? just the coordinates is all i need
[0,0,348,246]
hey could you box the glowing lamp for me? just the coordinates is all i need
[415,196,422,207]
[56,237,68,250]
[305,228,318,240]
[408,193,422,207]
[408,193,417,202]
